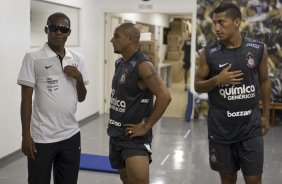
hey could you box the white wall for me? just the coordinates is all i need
[0,0,197,159]
[0,0,30,159]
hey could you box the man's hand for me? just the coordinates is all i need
[123,122,150,139]
[22,135,37,160]
[216,64,244,85]
[261,116,270,136]
[64,65,83,81]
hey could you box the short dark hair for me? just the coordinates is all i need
[118,23,140,41]
[46,12,71,27]
[214,3,241,20]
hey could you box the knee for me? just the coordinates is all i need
[120,172,146,184]
[220,172,237,184]
[243,175,262,184]
[120,173,129,184]
[128,175,149,184]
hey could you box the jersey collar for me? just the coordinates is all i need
[42,43,73,59]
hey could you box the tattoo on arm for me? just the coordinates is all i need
[146,67,161,86]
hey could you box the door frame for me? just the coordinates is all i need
[104,14,122,113]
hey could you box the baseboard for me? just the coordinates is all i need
[0,112,100,168]
[0,149,24,168]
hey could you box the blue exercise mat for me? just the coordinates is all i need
[79,153,118,174]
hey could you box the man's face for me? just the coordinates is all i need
[45,17,71,48]
[212,12,240,41]
[110,28,131,54]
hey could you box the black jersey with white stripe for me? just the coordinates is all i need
[205,37,264,143]
[107,51,153,143]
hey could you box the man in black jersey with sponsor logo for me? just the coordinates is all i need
[107,23,171,184]
[194,3,271,184]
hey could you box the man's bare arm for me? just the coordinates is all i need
[194,49,214,93]
[259,45,271,135]
[21,85,37,159]
[124,61,171,137]
[139,61,171,129]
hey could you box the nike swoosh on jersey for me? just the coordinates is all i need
[219,63,228,68]
[45,65,53,69]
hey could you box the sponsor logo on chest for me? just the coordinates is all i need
[110,89,127,113]
[219,84,256,100]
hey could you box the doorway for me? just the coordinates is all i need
[104,14,122,113]
[104,12,196,118]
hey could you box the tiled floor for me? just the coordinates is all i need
[164,79,188,118]
[0,114,282,184]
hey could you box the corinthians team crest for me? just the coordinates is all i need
[210,149,218,165]
[119,68,127,84]
[246,52,255,68]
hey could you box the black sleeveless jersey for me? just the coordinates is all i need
[107,51,153,143]
[205,37,264,143]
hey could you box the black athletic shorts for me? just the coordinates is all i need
[209,136,263,176]
[109,137,152,169]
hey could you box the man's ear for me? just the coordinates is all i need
[234,18,241,29]
[45,26,48,34]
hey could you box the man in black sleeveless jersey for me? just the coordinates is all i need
[107,23,171,184]
[194,3,271,184]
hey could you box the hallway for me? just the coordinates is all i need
[0,114,281,184]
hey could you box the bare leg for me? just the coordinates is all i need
[219,172,237,184]
[119,168,129,184]
[125,155,149,184]
[243,175,262,184]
